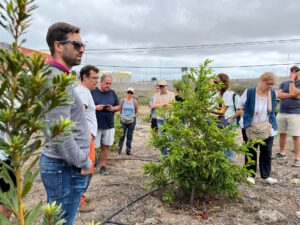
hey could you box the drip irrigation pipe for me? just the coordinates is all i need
[100,181,173,224]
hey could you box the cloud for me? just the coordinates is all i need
[1,0,299,80]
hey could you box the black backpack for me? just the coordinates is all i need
[232,93,241,126]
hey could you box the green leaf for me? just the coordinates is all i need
[25,201,43,225]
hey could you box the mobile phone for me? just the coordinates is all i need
[103,105,111,108]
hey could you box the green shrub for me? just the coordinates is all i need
[110,114,122,151]
[144,60,254,205]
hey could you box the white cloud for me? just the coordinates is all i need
[1,0,299,80]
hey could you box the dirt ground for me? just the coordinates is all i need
[25,105,300,225]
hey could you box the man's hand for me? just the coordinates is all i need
[80,169,90,175]
[289,72,297,81]
[106,105,114,111]
[96,104,106,111]
[163,103,172,108]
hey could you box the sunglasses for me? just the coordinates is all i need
[60,40,86,50]
[89,76,99,80]
[127,91,133,94]
[290,69,300,73]
[159,85,165,88]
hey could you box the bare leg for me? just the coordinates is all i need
[293,136,300,159]
[0,204,12,219]
[279,133,288,154]
[100,145,109,167]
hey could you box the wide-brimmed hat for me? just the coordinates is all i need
[157,80,168,86]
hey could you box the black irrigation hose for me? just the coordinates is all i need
[100,181,172,225]
[108,157,159,162]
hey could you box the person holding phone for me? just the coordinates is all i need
[91,74,119,175]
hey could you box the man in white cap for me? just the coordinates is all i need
[151,80,175,155]
[275,65,300,167]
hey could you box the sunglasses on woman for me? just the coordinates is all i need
[127,91,133,95]
[291,69,300,73]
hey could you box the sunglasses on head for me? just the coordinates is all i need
[60,40,86,50]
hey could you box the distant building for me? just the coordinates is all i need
[100,71,132,83]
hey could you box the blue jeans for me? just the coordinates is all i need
[157,119,169,156]
[39,155,88,225]
[223,118,237,161]
[118,118,136,154]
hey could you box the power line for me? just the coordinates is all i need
[86,38,300,51]
[87,62,298,70]
[39,38,300,54]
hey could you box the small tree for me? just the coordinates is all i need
[151,77,157,82]
[144,60,254,204]
[0,0,74,224]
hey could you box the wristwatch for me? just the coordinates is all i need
[290,80,295,84]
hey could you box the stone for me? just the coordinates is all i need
[257,210,285,223]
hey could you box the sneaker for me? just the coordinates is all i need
[99,166,109,175]
[273,153,287,160]
[247,177,255,185]
[292,159,300,167]
[126,152,132,156]
[79,202,95,213]
[261,177,278,185]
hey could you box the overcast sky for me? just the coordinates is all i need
[1,0,300,81]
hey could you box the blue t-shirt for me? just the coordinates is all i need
[91,88,119,129]
[279,80,300,114]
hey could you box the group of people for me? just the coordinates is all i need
[0,21,300,225]
[209,68,300,186]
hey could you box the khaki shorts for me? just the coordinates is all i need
[277,113,300,136]
[95,128,115,148]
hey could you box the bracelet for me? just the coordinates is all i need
[290,80,295,84]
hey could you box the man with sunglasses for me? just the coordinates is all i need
[39,22,91,225]
[151,80,175,155]
[275,65,300,167]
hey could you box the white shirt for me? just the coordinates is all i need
[222,90,240,120]
[75,85,98,137]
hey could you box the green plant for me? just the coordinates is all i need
[0,0,74,224]
[86,221,101,225]
[144,60,254,205]
[110,114,122,151]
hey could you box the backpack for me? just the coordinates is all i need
[232,93,241,126]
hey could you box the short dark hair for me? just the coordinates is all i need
[46,22,80,55]
[79,65,99,81]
